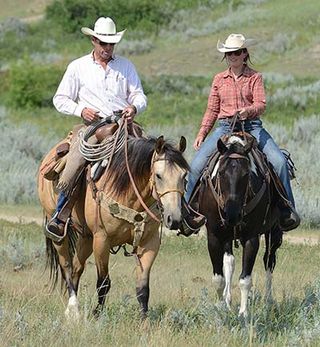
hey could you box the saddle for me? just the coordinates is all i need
[41,120,144,183]
[190,132,292,214]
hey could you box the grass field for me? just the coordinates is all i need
[1,220,320,346]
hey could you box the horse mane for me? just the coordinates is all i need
[103,136,189,197]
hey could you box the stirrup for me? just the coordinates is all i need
[45,217,69,243]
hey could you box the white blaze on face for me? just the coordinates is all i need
[228,135,246,146]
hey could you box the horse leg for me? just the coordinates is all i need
[263,226,282,302]
[53,239,80,321]
[135,234,160,319]
[238,236,260,317]
[64,234,93,318]
[222,241,235,309]
[207,231,225,301]
[72,234,93,293]
[92,232,111,318]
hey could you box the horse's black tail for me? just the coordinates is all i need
[43,217,78,291]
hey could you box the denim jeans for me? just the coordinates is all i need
[185,118,295,206]
[56,191,68,214]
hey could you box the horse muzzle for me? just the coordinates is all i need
[224,200,243,227]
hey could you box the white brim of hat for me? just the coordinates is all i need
[81,27,126,44]
[217,38,256,53]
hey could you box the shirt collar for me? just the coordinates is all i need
[90,50,115,64]
[223,65,251,78]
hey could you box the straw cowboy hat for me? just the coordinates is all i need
[81,17,126,44]
[217,33,256,53]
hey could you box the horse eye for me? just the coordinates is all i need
[156,173,162,180]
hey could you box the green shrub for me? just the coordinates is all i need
[46,0,172,34]
[6,58,63,109]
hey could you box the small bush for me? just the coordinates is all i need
[6,58,63,109]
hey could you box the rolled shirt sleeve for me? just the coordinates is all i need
[53,63,83,117]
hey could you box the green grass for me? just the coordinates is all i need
[1,220,320,346]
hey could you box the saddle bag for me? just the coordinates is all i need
[41,141,71,181]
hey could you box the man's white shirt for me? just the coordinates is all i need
[53,53,147,118]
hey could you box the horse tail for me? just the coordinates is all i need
[43,216,78,291]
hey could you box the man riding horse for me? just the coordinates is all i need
[46,16,205,238]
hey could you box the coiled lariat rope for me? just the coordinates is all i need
[79,116,125,162]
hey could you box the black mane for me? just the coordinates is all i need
[104,136,189,197]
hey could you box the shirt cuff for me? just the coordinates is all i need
[74,104,84,117]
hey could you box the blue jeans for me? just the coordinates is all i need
[185,118,295,206]
[56,191,68,215]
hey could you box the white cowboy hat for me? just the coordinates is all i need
[81,17,126,44]
[217,33,256,53]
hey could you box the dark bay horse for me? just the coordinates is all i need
[38,135,189,320]
[197,133,282,317]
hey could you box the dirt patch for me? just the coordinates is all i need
[283,234,319,246]
[0,213,318,245]
[0,213,43,225]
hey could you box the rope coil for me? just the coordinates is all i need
[78,116,125,162]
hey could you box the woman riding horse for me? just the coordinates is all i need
[185,33,300,232]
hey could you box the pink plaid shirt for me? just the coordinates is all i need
[199,66,266,137]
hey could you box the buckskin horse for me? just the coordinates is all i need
[38,129,189,320]
[195,133,283,317]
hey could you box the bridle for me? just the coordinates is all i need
[123,119,184,223]
[149,153,185,200]
[210,151,251,226]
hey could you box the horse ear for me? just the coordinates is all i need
[155,136,165,154]
[217,138,228,154]
[178,136,187,153]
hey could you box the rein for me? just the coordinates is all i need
[123,118,161,223]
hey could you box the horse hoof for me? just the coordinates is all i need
[92,305,104,319]
[65,305,80,322]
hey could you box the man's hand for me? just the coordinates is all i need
[81,107,101,123]
[122,105,137,123]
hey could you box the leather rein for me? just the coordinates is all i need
[123,118,184,224]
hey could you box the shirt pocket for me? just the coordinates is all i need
[106,71,127,98]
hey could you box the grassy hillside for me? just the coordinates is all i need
[0,0,51,21]
[131,0,320,78]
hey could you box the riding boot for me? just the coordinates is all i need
[178,198,206,237]
[46,191,68,237]
[278,201,300,232]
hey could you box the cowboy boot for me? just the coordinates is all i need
[278,201,300,232]
[178,198,206,237]
[46,192,68,238]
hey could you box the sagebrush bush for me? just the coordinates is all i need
[0,107,58,204]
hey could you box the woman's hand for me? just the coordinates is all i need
[238,108,249,120]
[193,134,205,150]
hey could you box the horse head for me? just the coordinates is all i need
[217,134,254,227]
[150,136,188,230]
